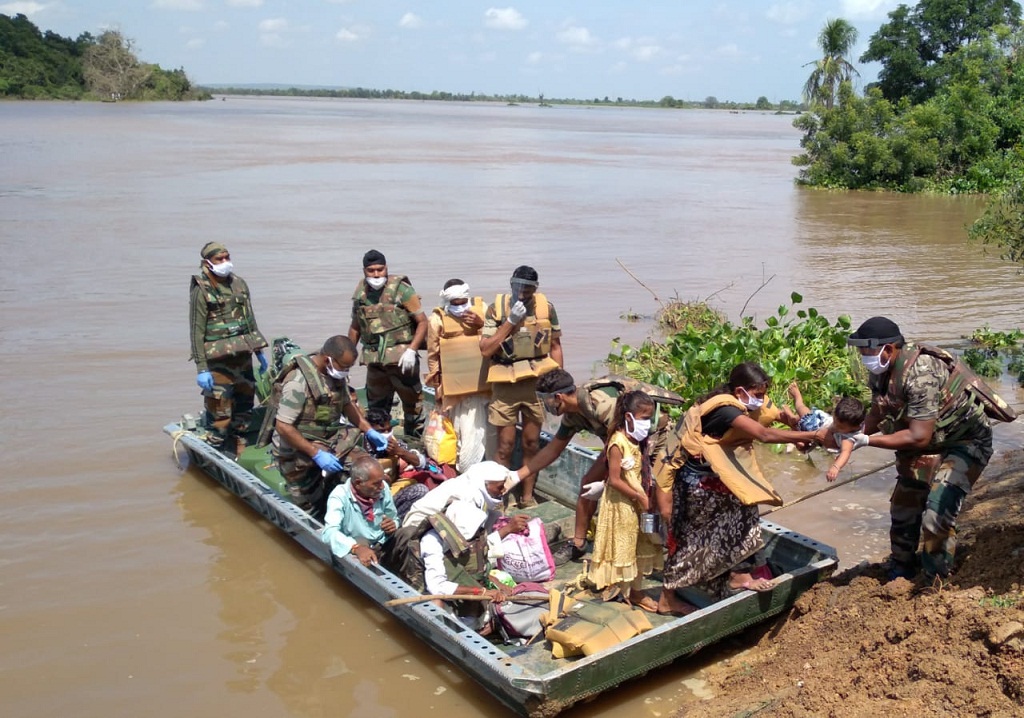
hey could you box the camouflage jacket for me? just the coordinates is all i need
[351,275,418,365]
[271,354,361,453]
[189,270,267,371]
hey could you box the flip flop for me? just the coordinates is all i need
[727,575,775,593]
[628,595,660,614]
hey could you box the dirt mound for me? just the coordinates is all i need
[683,453,1024,718]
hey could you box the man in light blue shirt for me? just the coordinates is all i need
[321,454,399,566]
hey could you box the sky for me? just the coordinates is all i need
[3,1,908,101]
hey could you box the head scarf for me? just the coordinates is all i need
[439,283,470,307]
[444,500,488,541]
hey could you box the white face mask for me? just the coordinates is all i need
[446,303,469,317]
[861,349,890,375]
[326,358,349,381]
[739,388,764,411]
[625,413,651,442]
[366,276,387,290]
[207,260,233,278]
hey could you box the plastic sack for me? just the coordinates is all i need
[498,517,556,583]
[423,409,457,465]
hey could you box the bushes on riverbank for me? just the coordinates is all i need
[607,293,865,412]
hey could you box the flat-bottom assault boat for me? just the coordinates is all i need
[165,390,837,716]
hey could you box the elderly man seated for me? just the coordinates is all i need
[320,453,398,567]
[391,461,529,590]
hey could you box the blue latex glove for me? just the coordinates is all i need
[196,371,214,391]
[256,351,268,374]
[313,450,343,474]
[365,428,389,452]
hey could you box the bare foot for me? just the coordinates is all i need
[728,572,775,592]
[657,590,698,616]
[787,381,802,403]
[628,590,659,613]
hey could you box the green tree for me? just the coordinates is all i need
[82,30,151,99]
[703,95,718,108]
[969,182,1024,268]
[802,18,859,109]
[755,95,771,110]
[861,0,1021,103]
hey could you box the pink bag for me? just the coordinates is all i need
[497,517,556,582]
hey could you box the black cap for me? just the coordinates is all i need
[363,249,386,268]
[511,265,538,282]
[848,316,904,348]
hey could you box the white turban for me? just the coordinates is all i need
[439,283,470,306]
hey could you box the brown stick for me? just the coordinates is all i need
[384,593,548,607]
[760,459,897,516]
[616,258,664,309]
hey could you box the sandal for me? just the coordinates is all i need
[727,572,775,594]
[628,594,660,614]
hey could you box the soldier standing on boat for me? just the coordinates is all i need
[846,316,1011,581]
[479,266,563,507]
[349,250,428,438]
[425,278,491,472]
[188,241,268,455]
[270,335,385,520]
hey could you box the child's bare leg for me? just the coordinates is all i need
[787,382,811,418]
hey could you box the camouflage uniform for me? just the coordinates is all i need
[351,275,424,435]
[870,348,993,578]
[189,269,267,450]
[270,359,362,514]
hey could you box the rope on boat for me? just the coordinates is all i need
[170,429,191,471]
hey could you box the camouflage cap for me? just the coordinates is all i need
[201,241,228,259]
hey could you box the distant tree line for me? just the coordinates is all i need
[0,13,209,100]
[795,0,1024,193]
[204,85,803,112]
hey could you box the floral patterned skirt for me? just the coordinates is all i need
[662,466,762,592]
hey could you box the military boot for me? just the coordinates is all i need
[404,413,424,440]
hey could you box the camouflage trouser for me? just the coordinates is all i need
[203,353,256,449]
[889,425,992,578]
[365,361,423,435]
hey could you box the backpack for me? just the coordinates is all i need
[254,337,314,447]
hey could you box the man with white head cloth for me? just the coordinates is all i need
[425,278,491,472]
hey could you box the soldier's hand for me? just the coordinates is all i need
[850,433,870,450]
[398,348,418,374]
[256,351,269,374]
[580,480,605,501]
[507,301,528,325]
[313,450,343,474]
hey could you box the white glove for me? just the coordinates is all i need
[580,481,605,501]
[502,470,522,495]
[849,432,870,450]
[507,301,528,324]
[398,348,418,374]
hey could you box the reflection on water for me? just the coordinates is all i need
[2,98,1023,718]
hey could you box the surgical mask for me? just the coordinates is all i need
[207,260,233,278]
[366,276,387,290]
[861,349,890,375]
[739,388,764,411]
[326,358,349,381]
[446,303,469,317]
[625,413,651,442]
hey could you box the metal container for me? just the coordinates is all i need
[639,512,660,534]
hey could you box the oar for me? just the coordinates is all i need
[760,459,897,517]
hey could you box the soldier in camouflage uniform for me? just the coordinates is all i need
[348,250,428,438]
[847,317,994,580]
[189,242,268,454]
[270,335,386,519]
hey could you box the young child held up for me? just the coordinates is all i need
[588,390,664,613]
[822,396,867,482]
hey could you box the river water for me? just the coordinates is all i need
[2,97,1023,718]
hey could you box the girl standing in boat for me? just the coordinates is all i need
[656,363,825,615]
[589,391,663,613]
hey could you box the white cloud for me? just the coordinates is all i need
[614,36,661,62]
[526,51,543,65]
[336,26,367,42]
[152,0,204,10]
[766,2,812,25]
[185,37,205,49]
[398,12,421,29]
[0,1,46,15]
[716,43,741,58]
[557,26,597,50]
[484,7,527,31]
[840,0,902,20]
[259,17,287,32]
[226,0,262,7]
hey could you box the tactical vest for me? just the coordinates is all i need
[258,354,361,454]
[658,394,784,506]
[191,271,267,361]
[486,292,560,383]
[877,343,1015,435]
[433,300,490,398]
[427,511,490,589]
[352,275,416,364]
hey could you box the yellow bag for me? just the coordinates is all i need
[423,409,458,465]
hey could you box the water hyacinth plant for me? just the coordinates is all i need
[607,292,867,414]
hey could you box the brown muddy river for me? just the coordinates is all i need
[2,97,1022,717]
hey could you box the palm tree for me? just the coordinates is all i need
[803,18,859,109]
